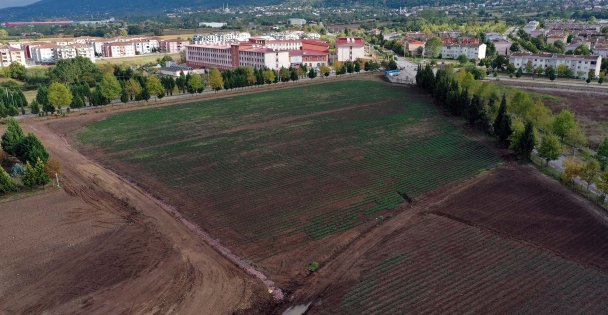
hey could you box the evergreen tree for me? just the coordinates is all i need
[493,96,513,145]
[120,87,129,103]
[0,167,17,194]
[1,118,25,155]
[22,161,37,188]
[30,100,40,115]
[597,137,608,170]
[308,68,317,79]
[14,133,49,164]
[516,122,536,160]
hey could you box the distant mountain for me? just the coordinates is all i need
[0,0,475,20]
[0,0,277,20]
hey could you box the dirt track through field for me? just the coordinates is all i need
[8,115,272,314]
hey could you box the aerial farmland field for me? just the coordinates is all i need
[76,80,500,284]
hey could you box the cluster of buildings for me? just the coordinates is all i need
[523,19,608,57]
[186,37,365,71]
[2,36,191,66]
[402,31,489,60]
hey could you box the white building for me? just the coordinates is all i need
[0,45,26,67]
[31,45,58,64]
[510,52,603,78]
[335,37,365,62]
[31,44,96,64]
[523,21,540,34]
[102,42,136,58]
[485,32,506,41]
[132,39,160,55]
[441,43,487,60]
[192,32,251,44]
[288,18,307,26]
[199,22,227,28]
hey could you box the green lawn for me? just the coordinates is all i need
[78,80,500,259]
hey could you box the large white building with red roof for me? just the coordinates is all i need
[186,38,330,70]
[335,37,365,62]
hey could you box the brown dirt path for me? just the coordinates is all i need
[3,113,272,314]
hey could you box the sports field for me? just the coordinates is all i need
[77,80,500,281]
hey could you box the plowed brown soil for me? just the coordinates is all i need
[0,112,271,314]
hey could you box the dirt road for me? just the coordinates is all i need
[0,113,271,313]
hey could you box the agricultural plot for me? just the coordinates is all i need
[327,214,608,314]
[77,80,500,281]
[431,166,608,271]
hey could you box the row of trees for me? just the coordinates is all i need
[416,63,608,201]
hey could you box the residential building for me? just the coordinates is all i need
[593,42,608,57]
[102,42,136,58]
[510,52,602,78]
[546,32,568,45]
[193,32,251,44]
[133,39,160,55]
[31,44,58,64]
[335,37,365,62]
[524,20,540,34]
[160,39,190,53]
[404,39,425,56]
[441,43,487,60]
[493,40,512,56]
[485,32,505,41]
[0,45,26,67]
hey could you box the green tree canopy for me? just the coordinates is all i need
[425,37,443,58]
[1,117,25,155]
[146,76,165,98]
[14,133,49,164]
[553,109,577,141]
[187,73,204,93]
[48,82,73,112]
[49,56,102,86]
[209,68,224,91]
[99,73,122,101]
[538,133,562,166]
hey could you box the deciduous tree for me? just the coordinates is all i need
[48,82,72,113]
[99,73,122,101]
[581,159,600,190]
[209,68,224,91]
[538,133,562,166]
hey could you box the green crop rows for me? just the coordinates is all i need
[78,80,500,261]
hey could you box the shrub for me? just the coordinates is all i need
[308,261,320,272]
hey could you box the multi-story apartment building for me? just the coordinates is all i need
[160,39,190,53]
[132,39,160,55]
[441,43,487,60]
[31,44,58,64]
[0,45,26,66]
[31,44,96,64]
[102,42,136,58]
[510,52,602,78]
[335,37,365,62]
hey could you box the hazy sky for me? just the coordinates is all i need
[0,0,39,9]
